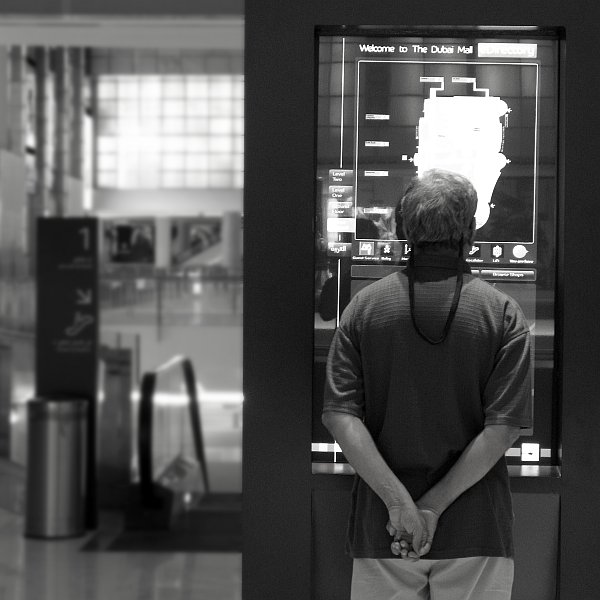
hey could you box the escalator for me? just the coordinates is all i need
[117,355,241,552]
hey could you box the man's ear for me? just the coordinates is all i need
[467,217,476,245]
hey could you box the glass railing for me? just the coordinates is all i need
[100,265,243,332]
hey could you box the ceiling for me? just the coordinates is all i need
[0,16,243,49]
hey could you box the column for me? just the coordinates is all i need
[69,48,84,179]
[34,47,49,217]
[51,48,70,217]
[66,47,85,215]
[154,217,172,268]
[7,46,26,155]
[0,48,9,151]
[222,210,242,271]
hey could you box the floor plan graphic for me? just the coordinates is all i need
[354,58,539,244]
[414,76,510,228]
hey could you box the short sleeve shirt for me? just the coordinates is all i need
[323,255,532,559]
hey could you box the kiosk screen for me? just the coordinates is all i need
[313,28,561,467]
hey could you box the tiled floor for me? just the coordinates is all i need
[0,508,241,600]
[0,281,243,599]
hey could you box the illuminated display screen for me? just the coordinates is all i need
[313,28,562,467]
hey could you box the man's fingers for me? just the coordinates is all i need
[411,525,426,556]
[416,520,434,556]
[418,539,432,556]
[416,509,437,557]
[386,521,396,537]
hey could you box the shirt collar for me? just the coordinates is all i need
[409,252,472,273]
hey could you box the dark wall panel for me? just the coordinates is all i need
[512,493,560,600]
[243,2,314,599]
[241,3,599,600]
[312,487,352,600]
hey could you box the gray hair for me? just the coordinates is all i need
[397,169,478,247]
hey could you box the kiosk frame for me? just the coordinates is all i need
[244,2,599,600]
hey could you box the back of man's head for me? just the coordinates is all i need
[396,169,478,249]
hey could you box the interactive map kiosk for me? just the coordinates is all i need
[313,29,561,469]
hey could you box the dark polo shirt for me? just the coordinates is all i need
[323,254,532,560]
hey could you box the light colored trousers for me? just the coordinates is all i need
[352,557,514,600]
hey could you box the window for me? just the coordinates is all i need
[95,74,244,189]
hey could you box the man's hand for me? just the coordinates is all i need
[416,508,438,554]
[386,505,432,559]
[387,508,438,559]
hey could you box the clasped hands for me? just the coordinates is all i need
[386,504,439,560]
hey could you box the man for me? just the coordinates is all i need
[322,169,532,600]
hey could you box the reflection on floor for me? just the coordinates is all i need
[0,508,241,600]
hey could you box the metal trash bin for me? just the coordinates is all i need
[24,398,87,538]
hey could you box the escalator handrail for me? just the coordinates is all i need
[138,355,211,507]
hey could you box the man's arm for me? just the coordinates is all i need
[322,411,431,555]
[416,424,521,517]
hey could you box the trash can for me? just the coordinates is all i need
[24,398,88,538]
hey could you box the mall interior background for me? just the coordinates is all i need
[0,16,244,600]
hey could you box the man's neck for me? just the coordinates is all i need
[412,246,462,258]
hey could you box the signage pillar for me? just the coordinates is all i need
[35,217,99,529]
